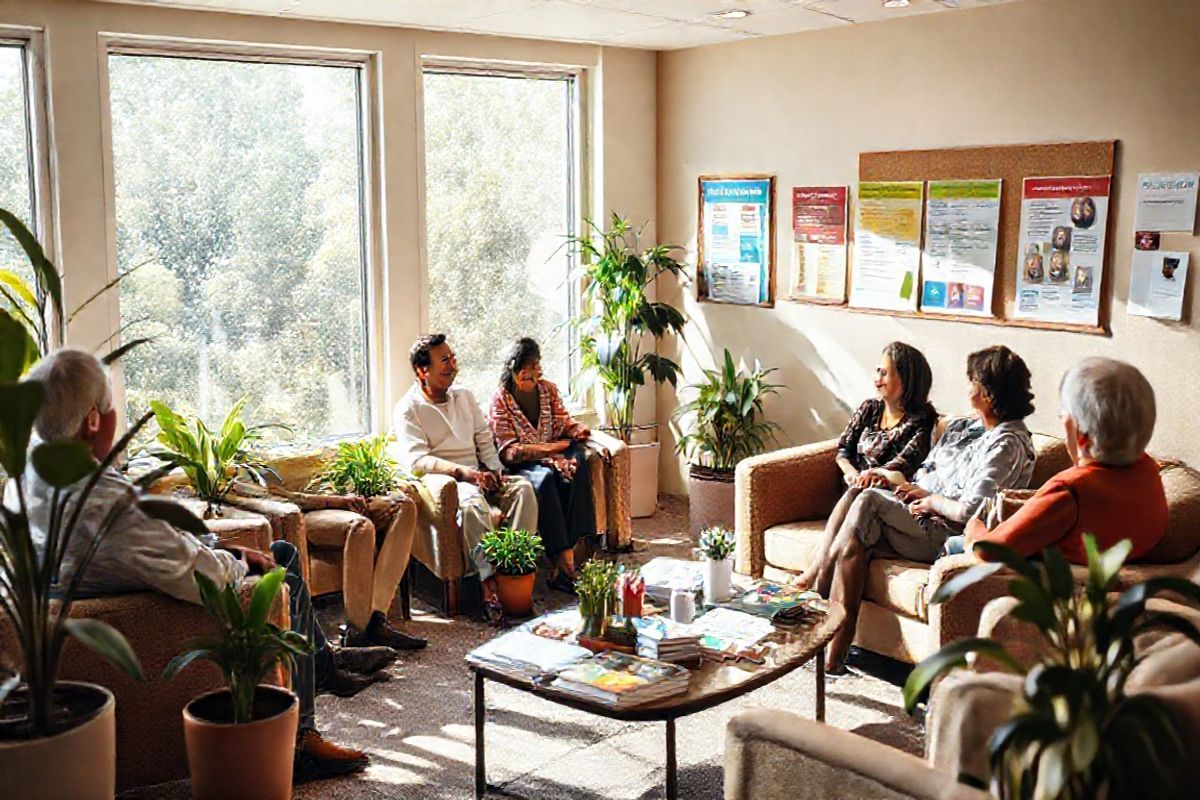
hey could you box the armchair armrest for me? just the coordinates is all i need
[725,709,985,800]
[734,440,842,577]
[408,474,466,581]
[926,553,1020,652]
[585,429,632,551]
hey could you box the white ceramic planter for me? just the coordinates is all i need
[704,557,734,603]
[629,442,660,518]
[0,682,116,800]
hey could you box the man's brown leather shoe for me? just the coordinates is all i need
[293,730,368,784]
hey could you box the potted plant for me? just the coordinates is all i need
[568,214,687,518]
[575,559,620,640]
[308,433,404,498]
[479,527,544,616]
[697,527,737,603]
[903,535,1200,799]
[165,567,312,800]
[149,398,290,518]
[674,348,781,538]
[0,398,151,799]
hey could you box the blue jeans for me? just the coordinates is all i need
[270,540,333,733]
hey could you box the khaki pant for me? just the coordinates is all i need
[343,495,417,631]
[457,476,538,580]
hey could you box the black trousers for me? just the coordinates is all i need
[508,441,596,557]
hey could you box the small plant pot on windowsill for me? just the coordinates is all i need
[687,465,736,542]
[182,685,298,800]
[494,572,537,616]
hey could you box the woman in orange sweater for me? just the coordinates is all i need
[965,357,1167,562]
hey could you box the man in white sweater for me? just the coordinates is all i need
[393,334,538,622]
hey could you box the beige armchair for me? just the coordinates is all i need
[411,429,632,615]
[735,433,1200,664]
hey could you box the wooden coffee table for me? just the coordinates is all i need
[466,603,846,800]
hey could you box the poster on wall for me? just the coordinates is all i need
[697,175,775,307]
[919,179,1002,317]
[849,181,924,312]
[1134,172,1199,233]
[1013,176,1111,327]
[1129,251,1189,321]
[788,186,848,303]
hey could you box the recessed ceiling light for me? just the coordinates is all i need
[882,0,911,7]
[709,8,752,19]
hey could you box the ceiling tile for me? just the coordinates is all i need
[286,0,543,28]
[116,0,294,13]
[565,0,800,24]
[462,1,667,41]
[707,5,846,35]
[607,21,755,49]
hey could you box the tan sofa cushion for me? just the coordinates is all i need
[762,520,823,571]
[1144,464,1200,563]
[1029,433,1072,488]
[305,508,373,548]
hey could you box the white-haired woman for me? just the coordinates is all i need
[966,357,1166,563]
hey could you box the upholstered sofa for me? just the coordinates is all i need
[735,431,1200,663]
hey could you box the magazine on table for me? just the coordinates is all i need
[551,651,691,707]
[468,630,591,675]
[638,557,705,602]
[717,581,821,623]
[690,607,776,660]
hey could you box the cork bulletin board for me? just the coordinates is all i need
[856,140,1116,335]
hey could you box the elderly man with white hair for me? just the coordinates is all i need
[10,348,388,783]
[965,356,1167,562]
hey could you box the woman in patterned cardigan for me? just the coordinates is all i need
[488,338,595,593]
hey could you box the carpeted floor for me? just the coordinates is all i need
[124,497,923,799]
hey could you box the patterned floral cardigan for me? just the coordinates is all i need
[487,379,587,465]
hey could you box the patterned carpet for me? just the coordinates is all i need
[124,497,923,799]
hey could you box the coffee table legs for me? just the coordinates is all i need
[816,645,826,722]
[665,718,677,800]
[475,671,486,799]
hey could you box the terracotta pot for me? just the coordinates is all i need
[494,572,536,616]
[629,442,660,518]
[0,682,116,800]
[183,685,298,800]
[688,466,736,542]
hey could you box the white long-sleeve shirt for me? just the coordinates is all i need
[5,463,247,605]
[393,384,503,474]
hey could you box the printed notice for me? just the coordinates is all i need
[699,178,773,305]
[1134,172,1199,233]
[789,186,848,302]
[1013,176,1111,326]
[1129,251,1188,321]
[919,179,1001,317]
[849,181,924,312]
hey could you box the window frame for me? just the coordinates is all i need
[97,36,385,439]
[417,58,591,415]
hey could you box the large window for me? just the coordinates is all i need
[109,54,370,441]
[423,69,577,404]
[0,43,37,285]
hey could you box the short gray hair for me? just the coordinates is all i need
[1059,357,1155,466]
[24,348,113,443]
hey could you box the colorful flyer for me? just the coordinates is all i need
[1129,251,1189,321]
[698,177,774,306]
[1134,172,1199,233]
[1013,176,1111,326]
[789,186,848,303]
[919,179,1001,318]
[849,181,923,312]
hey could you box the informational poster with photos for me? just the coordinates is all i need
[1134,172,1199,233]
[789,186,848,303]
[919,179,1002,318]
[849,181,924,312]
[1129,251,1189,321]
[1013,176,1111,326]
[698,176,774,306]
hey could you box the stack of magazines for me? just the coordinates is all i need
[690,608,776,662]
[467,631,591,675]
[718,582,821,624]
[638,557,704,603]
[632,616,702,664]
[551,651,691,707]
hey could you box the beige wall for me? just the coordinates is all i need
[656,0,1200,493]
[0,0,656,429]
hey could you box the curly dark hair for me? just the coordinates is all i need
[409,333,447,373]
[967,345,1035,422]
[501,337,541,394]
[883,341,935,418]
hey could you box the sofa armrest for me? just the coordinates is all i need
[408,474,466,581]
[735,441,842,577]
[725,709,985,800]
[586,429,632,551]
[226,493,310,585]
[926,554,1024,653]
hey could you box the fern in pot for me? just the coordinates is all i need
[479,527,544,617]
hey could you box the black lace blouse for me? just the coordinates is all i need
[836,398,935,479]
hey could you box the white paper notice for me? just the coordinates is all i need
[1129,251,1189,321]
[920,180,1002,317]
[1013,176,1111,327]
[1134,172,1199,233]
[849,181,923,312]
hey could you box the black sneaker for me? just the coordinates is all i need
[345,610,427,651]
[333,644,398,675]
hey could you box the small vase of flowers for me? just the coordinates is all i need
[698,527,736,603]
[576,560,620,640]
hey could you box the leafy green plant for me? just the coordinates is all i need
[903,535,1200,800]
[149,398,290,518]
[309,434,404,498]
[0,353,153,736]
[567,214,686,443]
[575,559,620,622]
[164,568,312,725]
[479,527,544,577]
[698,527,736,561]
[674,349,782,475]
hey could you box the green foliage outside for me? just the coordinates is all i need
[0,46,35,291]
[904,535,1200,799]
[479,527,544,577]
[309,433,404,498]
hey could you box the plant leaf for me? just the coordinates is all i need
[0,309,39,381]
[30,440,96,488]
[247,567,286,630]
[64,619,144,681]
[931,562,1004,604]
[137,497,210,537]
[0,673,19,706]
[163,645,218,682]
[903,638,1022,713]
[0,378,43,476]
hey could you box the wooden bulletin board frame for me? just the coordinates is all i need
[696,174,777,308]
[856,140,1116,335]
